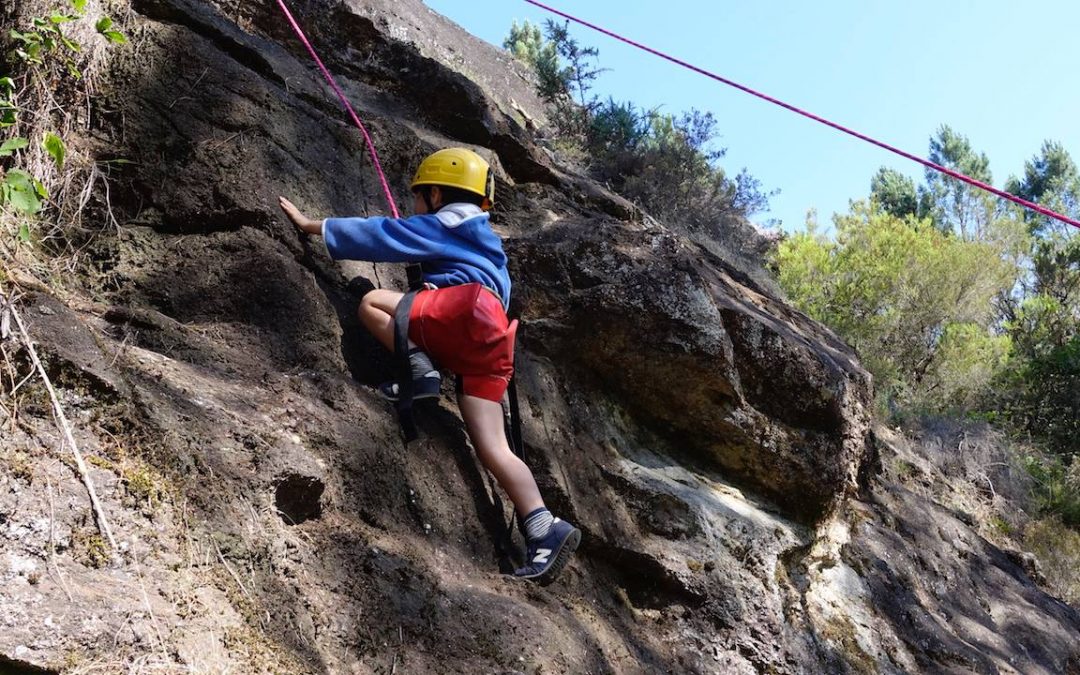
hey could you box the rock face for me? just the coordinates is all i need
[510,217,872,520]
[1,0,1077,673]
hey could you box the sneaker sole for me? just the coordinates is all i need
[379,390,442,403]
[528,527,581,586]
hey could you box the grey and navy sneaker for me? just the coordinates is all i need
[378,372,442,402]
[514,518,581,584]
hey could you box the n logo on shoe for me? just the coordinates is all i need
[533,548,552,564]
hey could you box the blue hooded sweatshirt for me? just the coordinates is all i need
[322,203,511,310]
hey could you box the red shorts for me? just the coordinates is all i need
[408,283,517,402]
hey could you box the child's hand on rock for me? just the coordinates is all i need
[279,196,322,235]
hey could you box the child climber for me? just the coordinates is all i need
[278,147,580,583]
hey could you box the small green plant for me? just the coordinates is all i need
[61,649,87,672]
[0,1,127,225]
[8,0,127,74]
[1,136,47,216]
[895,459,920,480]
[989,516,1014,536]
[86,454,115,471]
[42,131,65,168]
[72,528,110,568]
[0,134,66,217]
[10,8,84,78]
[94,15,128,45]
[123,463,166,510]
[0,77,16,127]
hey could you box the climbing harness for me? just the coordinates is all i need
[392,289,422,441]
[523,0,1080,231]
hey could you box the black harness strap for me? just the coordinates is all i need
[508,375,529,538]
[405,263,424,291]
[392,263,427,444]
[502,320,529,544]
[483,460,520,573]
[487,374,527,566]
[393,289,420,444]
[507,375,525,465]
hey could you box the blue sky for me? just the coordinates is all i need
[423,0,1079,232]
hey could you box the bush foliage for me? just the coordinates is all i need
[774,202,1015,413]
[504,20,773,235]
[1024,515,1080,605]
[776,127,1079,532]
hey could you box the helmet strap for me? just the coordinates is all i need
[420,186,437,214]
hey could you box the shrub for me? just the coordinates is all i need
[1,0,127,258]
[1023,453,1080,527]
[774,202,1016,415]
[503,20,773,233]
[1024,516,1080,606]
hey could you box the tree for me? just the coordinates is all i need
[615,108,774,226]
[503,20,564,101]
[503,20,603,141]
[1002,142,1080,327]
[541,20,603,109]
[997,307,1079,457]
[619,110,726,223]
[870,167,918,218]
[996,142,1080,456]
[1006,140,1080,238]
[587,98,643,162]
[774,201,1015,413]
[920,125,995,240]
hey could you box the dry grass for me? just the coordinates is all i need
[1023,517,1080,607]
[64,653,196,674]
[888,417,1080,609]
[897,417,1034,537]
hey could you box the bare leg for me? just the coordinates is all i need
[458,392,544,515]
[361,291,541,511]
[358,289,405,351]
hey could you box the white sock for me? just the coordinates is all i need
[523,507,554,542]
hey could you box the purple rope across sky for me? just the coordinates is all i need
[524,0,1080,230]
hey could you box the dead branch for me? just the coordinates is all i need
[6,295,120,560]
[214,539,251,599]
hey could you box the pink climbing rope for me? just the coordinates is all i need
[524,0,1080,231]
[275,0,400,218]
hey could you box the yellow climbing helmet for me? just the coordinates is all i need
[410,148,495,210]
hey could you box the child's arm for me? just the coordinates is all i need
[278,196,322,235]
[323,214,448,263]
[280,196,449,263]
